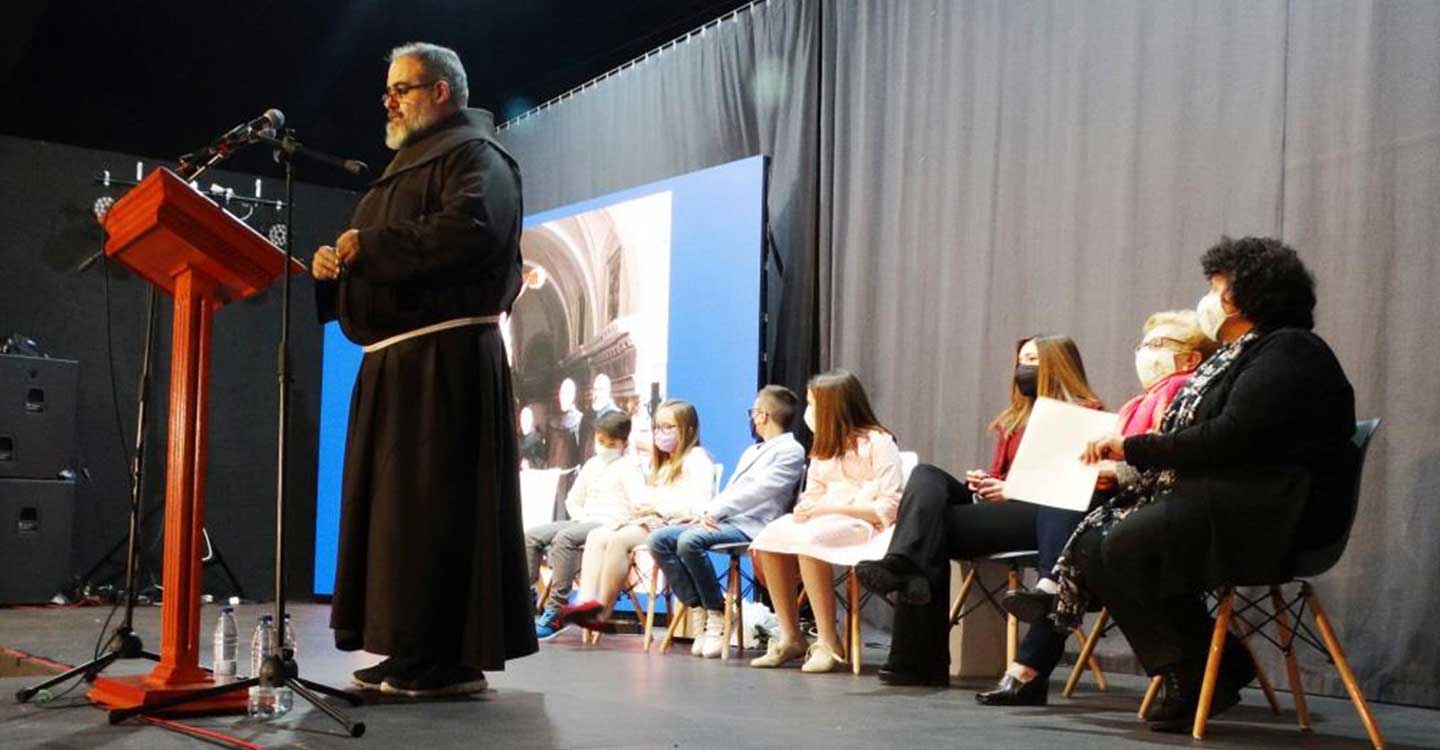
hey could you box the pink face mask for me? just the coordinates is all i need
[653,427,679,454]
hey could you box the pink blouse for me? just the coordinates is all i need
[796,429,904,528]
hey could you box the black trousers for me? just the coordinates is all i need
[884,465,1086,680]
[1069,498,1215,674]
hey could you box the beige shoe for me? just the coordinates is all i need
[800,641,848,673]
[700,610,726,659]
[749,639,808,668]
[687,606,707,656]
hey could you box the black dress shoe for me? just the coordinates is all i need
[855,558,932,606]
[877,666,949,687]
[352,656,420,690]
[1000,589,1054,625]
[975,674,1049,706]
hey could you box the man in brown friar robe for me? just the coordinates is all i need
[311,41,537,697]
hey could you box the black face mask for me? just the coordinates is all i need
[749,415,762,443]
[1014,364,1039,398]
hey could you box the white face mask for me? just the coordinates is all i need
[1134,347,1180,389]
[803,405,816,432]
[594,441,623,462]
[1196,290,1231,341]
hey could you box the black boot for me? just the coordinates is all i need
[975,674,1049,706]
[855,556,931,605]
[1146,661,1201,729]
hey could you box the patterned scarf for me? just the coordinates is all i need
[1049,330,1260,628]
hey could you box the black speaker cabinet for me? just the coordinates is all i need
[0,354,79,479]
[0,478,76,604]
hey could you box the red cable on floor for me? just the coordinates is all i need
[141,716,267,750]
[0,645,75,673]
[3,645,266,750]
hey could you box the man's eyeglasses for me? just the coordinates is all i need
[381,79,439,106]
[746,408,769,419]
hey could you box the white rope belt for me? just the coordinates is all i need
[362,315,501,354]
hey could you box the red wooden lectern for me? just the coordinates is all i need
[88,168,302,714]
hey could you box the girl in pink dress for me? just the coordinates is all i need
[749,370,903,673]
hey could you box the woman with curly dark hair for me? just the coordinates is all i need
[1004,236,1357,732]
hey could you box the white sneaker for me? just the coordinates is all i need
[700,610,726,658]
[801,641,847,673]
[687,606,707,656]
[749,639,808,668]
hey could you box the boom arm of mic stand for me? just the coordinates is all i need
[255,132,367,176]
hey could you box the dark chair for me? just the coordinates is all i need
[1188,418,1384,747]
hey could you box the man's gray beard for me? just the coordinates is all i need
[384,112,441,151]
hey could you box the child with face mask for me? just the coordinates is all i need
[561,399,717,632]
[526,411,646,640]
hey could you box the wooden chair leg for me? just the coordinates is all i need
[1005,568,1020,665]
[661,601,686,654]
[1272,585,1312,731]
[1063,608,1107,697]
[1139,675,1162,719]
[1192,588,1234,740]
[848,568,862,675]
[720,563,739,660]
[1063,606,1110,697]
[948,566,977,628]
[536,563,554,615]
[1306,585,1386,750]
[734,557,746,657]
[643,562,661,652]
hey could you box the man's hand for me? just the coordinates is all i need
[697,514,721,530]
[311,246,341,280]
[335,228,361,268]
[975,477,1007,502]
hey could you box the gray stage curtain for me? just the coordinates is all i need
[497,0,1438,706]
[497,0,821,391]
[1280,0,1440,708]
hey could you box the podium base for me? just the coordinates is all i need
[88,673,249,715]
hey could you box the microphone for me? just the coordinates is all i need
[221,108,285,144]
[74,196,118,272]
[179,109,286,176]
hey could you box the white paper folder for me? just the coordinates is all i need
[1003,397,1120,511]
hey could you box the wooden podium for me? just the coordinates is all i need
[88,168,303,713]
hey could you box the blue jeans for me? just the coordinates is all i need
[647,523,749,612]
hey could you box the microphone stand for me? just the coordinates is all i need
[103,130,367,737]
[16,247,164,703]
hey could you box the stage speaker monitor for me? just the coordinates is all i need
[0,478,76,604]
[0,354,79,479]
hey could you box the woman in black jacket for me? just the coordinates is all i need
[1007,236,1356,732]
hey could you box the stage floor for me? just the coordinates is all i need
[1,602,1434,750]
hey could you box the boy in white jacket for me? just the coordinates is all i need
[526,411,645,639]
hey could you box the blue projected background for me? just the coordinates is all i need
[314,155,769,595]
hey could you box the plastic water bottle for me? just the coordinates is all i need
[247,684,277,719]
[275,613,295,716]
[249,614,274,679]
[282,613,297,659]
[213,607,238,684]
